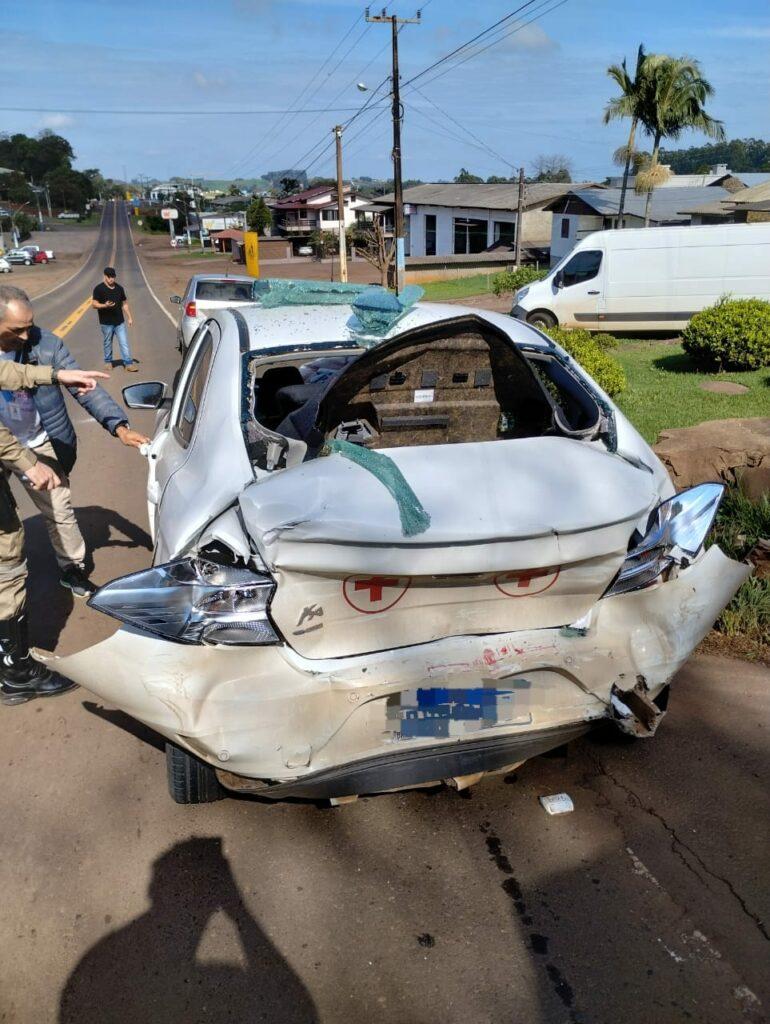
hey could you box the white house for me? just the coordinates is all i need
[272,184,371,239]
[370,182,592,259]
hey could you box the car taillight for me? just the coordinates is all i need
[184,301,197,318]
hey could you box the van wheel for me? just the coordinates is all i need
[527,310,557,330]
[23,259,31,266]
[165,742,225,804]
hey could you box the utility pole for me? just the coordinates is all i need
[334,126,348,283]
[513,167,525,268]
[366,6,421,293]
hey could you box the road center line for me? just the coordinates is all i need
[51,202,118,339]
[52,295,94,339]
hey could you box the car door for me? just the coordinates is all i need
[144,318,255,562]
[555,249,603,328]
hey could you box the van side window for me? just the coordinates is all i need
[561,250,602,287]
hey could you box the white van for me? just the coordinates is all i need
[511,223,770,332]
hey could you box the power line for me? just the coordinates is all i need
[225,7,366,176]
[401,0,541,89]
[0,104,384,116]
[407,0,572,91]
[406,84,513,168]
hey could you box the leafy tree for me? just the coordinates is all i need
[0,131,75,182]
[635,55,725,225]
[279,177,302,196]
[227,183,242,196]
[0,171,33,204]
[44,165,91,212]
[659,138,770,174]
[486,175,511,183]
[454,168,484,183]
[532,155,572,183]
[246,196,272,235]
[604,45,656,226]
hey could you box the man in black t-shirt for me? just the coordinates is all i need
[91,266,138,371]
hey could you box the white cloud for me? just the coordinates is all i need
[192,70,225,89]
[39,113,74,128]
[709,25,770,39]
[501,23,559,53]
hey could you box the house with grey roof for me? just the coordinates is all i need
[679,177,770,224]
[369,181,594,260]
[545,185,734,264]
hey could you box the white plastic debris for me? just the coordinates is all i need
[539,792,574,815]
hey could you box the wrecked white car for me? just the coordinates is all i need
[57,281,749,804]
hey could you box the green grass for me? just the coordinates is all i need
[44,213,99,229]
[420,274,497,301]
[614,340,770,444]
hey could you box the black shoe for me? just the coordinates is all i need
[0,615,78,706]
[60,564,96,599]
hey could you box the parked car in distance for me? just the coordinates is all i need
[59,285,748,807]
[32,251,51,264]
[22,244,55,260]
[170,273,256,351]
[4,249,33,265]
[0,257,11,274]
[57,211,80,220]
[297,245,313,256]
[511,222,770,332]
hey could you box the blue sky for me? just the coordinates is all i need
[2,0,769,183]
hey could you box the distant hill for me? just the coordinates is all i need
[659,138,770,174]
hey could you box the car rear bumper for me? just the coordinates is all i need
[54,546,748,793]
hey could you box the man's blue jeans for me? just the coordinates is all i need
[100,323,133,365]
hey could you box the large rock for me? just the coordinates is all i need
[653,418,770,495]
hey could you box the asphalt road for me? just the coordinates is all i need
[1,204,768,1024]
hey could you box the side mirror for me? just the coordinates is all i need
[122,381,167,410]
[170,295,182,305]
[554,271,564,290]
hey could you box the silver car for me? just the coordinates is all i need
[59,285,748,806]
[170,273,256,351]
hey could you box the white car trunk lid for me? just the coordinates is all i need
[239,437,657,658]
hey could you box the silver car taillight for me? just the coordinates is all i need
[604,483,724,597]
[89,558,279,646]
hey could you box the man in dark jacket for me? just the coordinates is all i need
[0,286,149,598]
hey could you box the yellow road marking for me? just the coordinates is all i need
[52,296,94,339]
[52,199,119,339]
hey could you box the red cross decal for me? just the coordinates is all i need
[353,576,399,603]
[343,575,411,614]
[494,566,560,598]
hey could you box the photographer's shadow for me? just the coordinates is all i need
[25,505,152,651]
[59,837,317,1024]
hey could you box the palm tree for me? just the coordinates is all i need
[603,45,651,228]
[636,56,725,226]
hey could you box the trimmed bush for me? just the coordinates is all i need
[491,266,547,296]
[682,297,770,371]
[539,325,627,397]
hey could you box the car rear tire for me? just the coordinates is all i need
[165,742,225,804]
[23,259,31,266]
[527,310,557,330]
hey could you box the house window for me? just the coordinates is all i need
[453,217,487,255]
[425,214,437,256]
[493,221,516,246]
[560,217,570,238]
[561,249,602,288]
[321,209,338,221]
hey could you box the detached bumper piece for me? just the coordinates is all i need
[610,678,669,737]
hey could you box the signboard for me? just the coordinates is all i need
[244,231,259,278]
[161,208,179,220]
